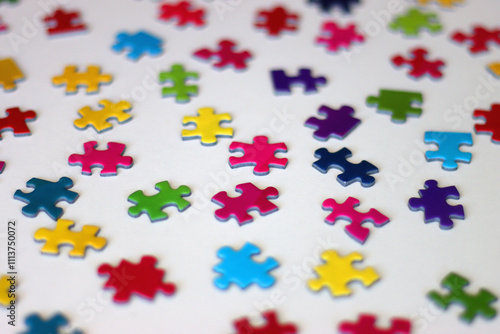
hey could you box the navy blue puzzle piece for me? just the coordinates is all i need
[309,0,360,13]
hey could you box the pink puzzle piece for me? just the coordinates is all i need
[322,197,390,244]
[212,183,279,225]
[316,21,364,52]
[0,16,7,32]
[229,136,288,175]
[158,1,205,27]
[193,39,252,70]
[391,47,445,79]
[339,314,411,334]
[68,141,133,176]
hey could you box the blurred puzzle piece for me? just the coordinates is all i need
[366,89,423,123]
[112,30,163,61]
[74,100,132,133]
[271,68,326,95]
[0,58,24,92]
[316,21,364,53]
[339,314,412,334]
[159,64,199,103]
[193,39,252,70]
[52,65,112,94]
[159,1,205,27]
[43,7,86,36]
[474,104,500,143]
[391,47,444,79]
[233,311,297,334]
[255,6,299,37]
[451,25,500,54]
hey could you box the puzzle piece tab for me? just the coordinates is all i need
[309,0,360,13]
[424,131,472,170]
[308,250,379,297]
[305,105,360,141]
[193,39,252,70]
[0,58,24,91]
[14,177,79,221]
[451,25,500,54]
[316,21,364,53]
[21,313,82,334]
[74,100,132,133]
[391,47,444,79]
[213,242,279,289]
[428,272,497,323]
[366,89,423,123]
[229,136,288,175]
[233,311,297,334]
[271,68,326,95]
[159,1,205,27]
[112,30,163,61]
[474,104,500,143]
[0,107,36,139]
[128,181,191,222]
[182,107,233,146]
[43,7,86,36]
[212,183,279,225]
[389,7,442,36]
[0,275,14,306]
[159,64,199,103]
[339,314,412,334]
[52,65,112,94]
[68,141,133,176]
[417,0,463,7]
[255,6,299,37]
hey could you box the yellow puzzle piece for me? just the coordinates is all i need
[0,58,24,91]
[488,62,500,77]
[417,0,463,7]
[74,100,132,132]
[0,275,14,306]
[308,250,379,297]
[182,107,234,146]
[34,219,107,257]
[52,65,112,94]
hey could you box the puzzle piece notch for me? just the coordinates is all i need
[21,313,82,334]
[316,21,364,53]
[255,6,299,37]
[474,104,500,143]
[229,136,288,175]
[451,26,500,54]
[112,30,163,61]
[408,179,464,230]
[212,182,279,225]
[424,131,472,170]
[34,219,107,257]
[159,1,205,27]
[0,107,37,139]
[193,39,252,70]
[233,311,298,334]
[428,272,497,323]
[0,275,14,306]
[322,197,390,244]
[98,255,176,303]
[0,58,24,91]
[128,181,191,222]
[308,250,379,297]
[391,48,445,79]
[305,105,360,141]
[159,64,199,103]
[339,314,412,334]
[74,100,132,133]
[68,141,133,176]
[14,177,79,221]
[366,89,423,123]
[43,7,86,35]
[309,0,360,13]
[271,68,326,95]
[313,147,379,187]
[182,107,233,146]
[52,65,112,94]
[389,7,442,36]
[213,242,279,289]
[417,0,464,7]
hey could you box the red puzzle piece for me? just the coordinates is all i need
[322,197,389,244]
[233,311,297,334]
[98,255,176,303]
[339,314,411,334]
[255,6,299,37]
[316,21,364,52]
[193,40,252,70]
[43,7,86,35]
[391,47,444,79]
[68,141,133,176]
[158,1,205,27]
[0,107,37,140]
[474,104,500,143]
[212,183,279,225]
[451,25,500,54]
[229,136,288,175]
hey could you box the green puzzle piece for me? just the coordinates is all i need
[366,89,423,123]
[389,7,442,37]
[0,0,19,3]
[428,272,497,323]
[159,64,199,103]
[128,181,191,222]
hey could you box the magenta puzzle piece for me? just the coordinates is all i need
[316,21,364,52]
[229,136,288,175]
[68,141,133,176]
[305,105,360,141]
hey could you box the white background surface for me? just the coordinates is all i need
[1,0,500,333]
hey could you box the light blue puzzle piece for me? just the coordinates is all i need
[424,132,473,171]
[112,30,163,61]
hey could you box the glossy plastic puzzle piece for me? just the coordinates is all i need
[213,242,279,289]
[159,64,199,103]
[159,1,205,27]
[128,181,191,222]
[193,39,252,70]
[322,197,390,244]
[424,131,472,170]
[313,147,379,187]
[316,21,364,53]
[43,7,86,36]
[474,104,500,143]
[309,0,360,13]
[181,107,233,146]
[255,6,299,37]
[428,272,497,323]
[0,275,14,306]
[308,250,379,297]
[305,105,360,141]
[34,219,107,257]
[0,58,24,91]
[68,141,133,176]
[366,89,423,123]
[391,47,444,79]
[98,255,176,303]
[451,25,500,54]
[74,100,132,133]
[417,0,463,7]
[271,68,326,95]
[52,65,112,94]
[229,136,288,175]
[339,314,412,334]
[233,311,298,334]
[408,179,464,230]
[212,182,279,225]
[14,177,79,221]
[389,7,441,36]
[112,30,163,61]
[20,313,82,334]
[0,107,36,139]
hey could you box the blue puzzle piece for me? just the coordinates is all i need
[14,177,79,221]
[21,313,82,334]
[424,132,473,171]
[112,30,163,61]
[308,0,360,13]
[313,147,378,187]
[213,242,279,289]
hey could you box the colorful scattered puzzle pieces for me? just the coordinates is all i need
[74,100,132,133]
[0,275,14,306]
[0,107,37,139]
[271,68,326,95]
[391,48,445,79]
[366,89,423,123]
[451,25,500,54]
[229,136,288,175]
[43,7,86,36]
[193,39,252,70]
[316,21,364,53]
[159,1,205,27]
[424,131,472,170]
[255,6,299,37]
[389,7,442,37]
[52,65,112,94]
[159,64,199,103]
[0,58,24,91]
[68,141,133,176]
[474,104,500,143]
[233,311,297,334]
[112,30,163,61]
[339,314,412,334]
[181,107,233,146]
[309,0,360,13]
[305,105,360,140]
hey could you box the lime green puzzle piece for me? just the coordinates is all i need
[389,7,442,37]
[366,89,423,123]
[159,64,199,103]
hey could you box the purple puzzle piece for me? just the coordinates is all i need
[305,105,360,141]
[271,68,326,95]
[408,179,464,230]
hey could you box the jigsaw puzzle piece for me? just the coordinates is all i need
[316,21,364,53]
[112,30,163,61]
[255,6,299,37]
[233,311,298,334]
[366,89,423,123]
[339,314,412,334]
[271,68,326,95]
[0,275,14,306]
[305,105,360,140]
[0,58,24,92]
[182,107,233,146]
[451,25,500,54]
[74,100,132,133]
[158,1,205,27]
[193,39,252,70]
[0,107,37,139]
[21,313,82,334]
[52,65,112,94]
[389,7,441,37]
[417,0,464,7]
[68,141,133,176]
[308,0,360,13]
[474,104,500,143]
[43,7,86,36]
[159,64,199,103]
[391,47,445,80]
[229,136,288,175]
[424,131,472,170]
